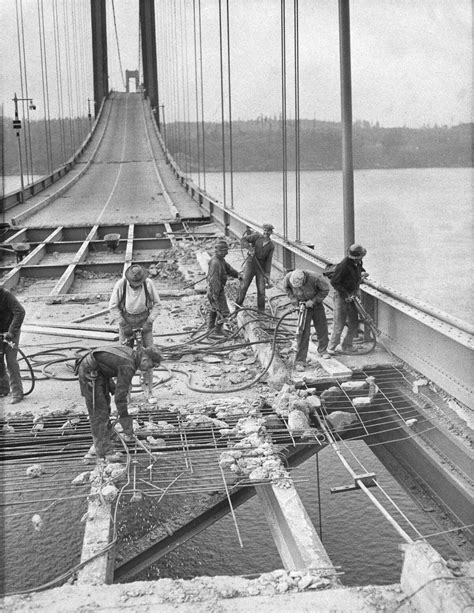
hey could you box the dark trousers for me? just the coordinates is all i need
[78,359,132,457]
[207,291,229,329]
[236,260,266,311]
[0,334,23,399]
[328,292,359,350]
[295,303,329,362]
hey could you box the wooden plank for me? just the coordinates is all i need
[51,226,98,296]
[23,324,118,341]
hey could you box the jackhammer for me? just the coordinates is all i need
[132,328,154,400]
[295,302,307,348]
[352,296,394,358]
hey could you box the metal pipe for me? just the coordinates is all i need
[338,0,355,252]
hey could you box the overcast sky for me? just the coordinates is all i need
[0,0,471,127]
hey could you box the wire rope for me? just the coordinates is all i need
[294,0,301,241]
[110,0,126,90]
[192,0,202,188]
[218,0,227,208]
[225,0,234,209]
[52,0,66,164]
[280,0,289,239]
[197,0,207,190]
[37,0,52,175]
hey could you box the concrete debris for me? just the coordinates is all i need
[2,423,15,433]
[101,483,119,503]
[71,471,91,486]
[31,514,44,532]
[146,436,166,448]
[325,411,357,431]
[26,464,44,478]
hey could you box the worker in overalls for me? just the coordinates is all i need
[109,263,161,347]
[76,344,162,462]
[0,287,26,404]
[109,264,161,395]
[206,240,241,337]
[283,269,330,370]
[236,223,275,312]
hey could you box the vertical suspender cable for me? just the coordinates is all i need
[281,0,288,239]
[192,0,201,187]
[198,0,207,190]
[225,0,234,209]
[52,0,66,165]
[294,0,301,241]
[172,2,182,168]
[37,0,53,175]
[218,0,227,208]
[182,0,192,177]
[62,1,75,154]
[111,0,126,89]
[18,0,34,184]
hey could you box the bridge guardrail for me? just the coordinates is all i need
[1,95,110,214]
[150,105,473,409]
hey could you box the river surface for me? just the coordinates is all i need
[194,167,472,325]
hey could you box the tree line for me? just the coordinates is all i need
[1,116,471,176]
[166,118,472,172]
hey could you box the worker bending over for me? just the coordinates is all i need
[76,344,162,462]
[283,269,330,368]
[207,240,241,337]
[328,244,368,355]
[236,223,275,312]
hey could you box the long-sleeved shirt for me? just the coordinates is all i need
[207,254,239,300]
[0,288,25,336]
[87,346,140,415]
[109,278,160,321]
[330,257,366,298]
[242,232,275,275]
[283,271,330,304]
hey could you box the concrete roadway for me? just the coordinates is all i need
[8,92,205,227]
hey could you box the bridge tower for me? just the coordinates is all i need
[139,0,160,127]
[90,0,108,117]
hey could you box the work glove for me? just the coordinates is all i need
[345,295,354,303]
[238,273,243,281]
[4,332,14,342]
[305,300,314,308]
[248,246,255,257]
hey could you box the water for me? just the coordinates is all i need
[194,167,472,325]
[143,444,459,586]
[1,175,44,198]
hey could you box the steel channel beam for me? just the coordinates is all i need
[51,226,99,295]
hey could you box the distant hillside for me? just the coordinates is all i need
[1,116,471,176]
[166,119,472,172]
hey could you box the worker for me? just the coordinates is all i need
[327,244,368,355]
[109,263,161,348]
[0,287,26,404]
[236,223,275,312]
[77,344,162,462]
[283,269,330,369]
[207,240,241,336]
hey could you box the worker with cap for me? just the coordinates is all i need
[207,240,241,336]
[236,223,275,312]
[327,244,368,354]
[0,287,26,404]
[76,344,162,463]
[283,269,330,368]
[109,263,161,348]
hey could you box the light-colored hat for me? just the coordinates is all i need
[125,264,147,285]
[289,269,305,287]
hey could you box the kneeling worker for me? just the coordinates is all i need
[77,344,162,462]
[283,269,330,368]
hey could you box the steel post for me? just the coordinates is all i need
[338,0,355,252]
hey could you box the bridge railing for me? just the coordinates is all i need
[1,96,109,213]
[151,110,473,410]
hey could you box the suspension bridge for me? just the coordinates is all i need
[1,1,473,611]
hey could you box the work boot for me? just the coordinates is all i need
[212,325,226,338]
[10,395,23,404]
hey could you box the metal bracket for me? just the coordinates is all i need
[330,472,376,494]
